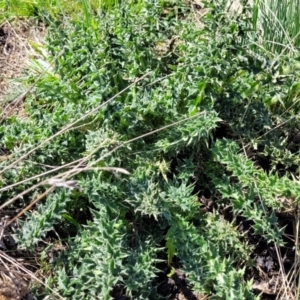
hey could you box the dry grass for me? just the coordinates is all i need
[0,213,66,299]
[0,20,46,117]
[0,214,33,300]
[0,20,52,299]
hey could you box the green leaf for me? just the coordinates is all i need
[166,237,176,267]
[62,213,80,228]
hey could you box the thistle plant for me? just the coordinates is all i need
[1,0,300,299]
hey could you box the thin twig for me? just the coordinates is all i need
[0,250,64,300]
[4,111,206,227]
[0,48,65,123]
[0,71,152,175]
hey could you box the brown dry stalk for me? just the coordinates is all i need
[0,250,65,300]
[0,48,65,123]
[3,111,206,227]
[0,71,152,176]
[0,136,112,212]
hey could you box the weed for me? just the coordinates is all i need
[1,0,300,299]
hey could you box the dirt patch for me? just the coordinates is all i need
[0,20,46,116]
[166,269,208,300]
[0,214,32,300]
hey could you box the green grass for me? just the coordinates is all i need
[252,0,300,56]
[0,0,114,22]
